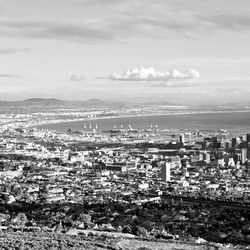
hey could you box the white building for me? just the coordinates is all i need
[161,162,171,182]
[180,134,185,144]
[241,148,247,163]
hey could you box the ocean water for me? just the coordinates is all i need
[38,111,250,134]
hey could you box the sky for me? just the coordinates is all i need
[0,0,250,104]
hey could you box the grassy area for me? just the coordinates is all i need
[0,232,223,250]
[0,232,110,250]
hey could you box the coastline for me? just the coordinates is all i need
[35,109,250,132]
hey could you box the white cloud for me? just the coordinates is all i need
[109,67,200,81]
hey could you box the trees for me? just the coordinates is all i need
[132,226,148,237]
[122,225,132,234]
[76,213,91,228]
[13,212,28,232]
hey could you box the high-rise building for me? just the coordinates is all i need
[180,134,185,145]
[247,134,250,142]
[161,162,171,182]
[231,137,237,148]
[236,137,241,145]
[241,148,247,164]
[205,152,211,163]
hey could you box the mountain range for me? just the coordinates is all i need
[0,98,179,109]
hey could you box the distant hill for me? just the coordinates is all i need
[0,98,129,109]
[142,101,181,106]
[0,98,248,110]
[80,98,128,107]
[0,98,70,108]
[23,98,64,103]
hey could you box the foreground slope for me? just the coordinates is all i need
[0,232,231,250]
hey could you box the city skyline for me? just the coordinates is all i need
[0,0,250,104]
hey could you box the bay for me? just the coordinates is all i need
[38,111,250,134]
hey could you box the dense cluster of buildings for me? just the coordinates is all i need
[0,122,249,246]
[0,126,250,202]
[0,126,249,204]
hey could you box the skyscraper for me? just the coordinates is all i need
[232,137,237,148]
[241,148,247,164]
[247,134,250,142]
[242,134,247,141]
[180,134,185,145]
[161,162,171,182]
[205,152,211,164]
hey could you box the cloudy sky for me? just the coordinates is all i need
[0,0,250,104]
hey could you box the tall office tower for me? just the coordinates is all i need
[236,137,241,146]
[242,134,247,141]
[180,134,185,145]
[241,136,248,148]
[241,148,247,164]
[205,152,211,163]
[247,134,250,142]
[232,137,237,148]
[161,162,171,182]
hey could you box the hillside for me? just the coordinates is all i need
[0,98,129,109]
[0,232,221,250]
[0,98,183,113]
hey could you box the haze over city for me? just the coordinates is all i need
[0,0,250,104]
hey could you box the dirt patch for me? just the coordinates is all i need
[115,239,218,250]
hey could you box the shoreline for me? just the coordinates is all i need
[34,109,250,132]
